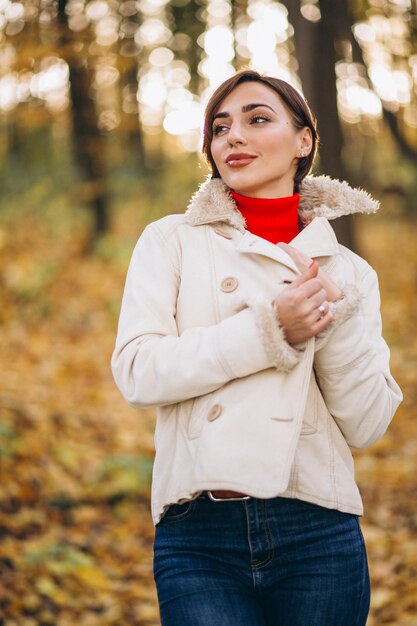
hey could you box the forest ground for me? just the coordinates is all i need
[0,203,416,626]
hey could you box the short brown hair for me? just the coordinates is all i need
[202,69,319,192]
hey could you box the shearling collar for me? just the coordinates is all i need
[185,175,379,232]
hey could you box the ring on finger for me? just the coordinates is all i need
[318,304,326,318]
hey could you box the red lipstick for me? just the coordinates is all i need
[225,153,257,167]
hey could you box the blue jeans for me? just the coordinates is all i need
[154,494,370,625]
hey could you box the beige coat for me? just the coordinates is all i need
[112,176,402,525]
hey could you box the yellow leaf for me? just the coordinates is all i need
[73,565,110,590]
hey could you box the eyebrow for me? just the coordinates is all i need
[213,103,276,121]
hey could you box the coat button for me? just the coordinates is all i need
[207,404,222,421]
[220,276,239,292]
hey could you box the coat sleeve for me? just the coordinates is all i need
[313,264,402,448]
[111,222,299,408]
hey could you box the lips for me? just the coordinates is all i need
[225,153,257,167]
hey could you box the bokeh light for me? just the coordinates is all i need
[0,0,414,153]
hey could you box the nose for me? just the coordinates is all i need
[227,121,247,146]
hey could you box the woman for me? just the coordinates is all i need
[112,70,402,626]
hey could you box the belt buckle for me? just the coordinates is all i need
[207,491,251,502]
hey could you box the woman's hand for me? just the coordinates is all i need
[278,242,342,302]
[272,261,333,345]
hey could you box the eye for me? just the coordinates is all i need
[213,123,229,136]
[250,114,271,125]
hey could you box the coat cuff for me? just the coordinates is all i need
[246,297,303,372]
[315,285,362,351]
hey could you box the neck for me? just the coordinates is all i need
[230,189,300,244]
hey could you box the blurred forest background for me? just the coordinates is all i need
[0,0,416,624]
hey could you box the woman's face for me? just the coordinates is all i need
[210,81,311,198]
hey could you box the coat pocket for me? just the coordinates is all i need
[185,393,213,440]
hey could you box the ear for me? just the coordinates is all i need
[297,127,313,156]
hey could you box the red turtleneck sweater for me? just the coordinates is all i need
[230,189,300,244]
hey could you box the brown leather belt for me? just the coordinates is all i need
[208,490,250,501]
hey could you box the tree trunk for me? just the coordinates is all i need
[124,64,147,172]
[284,0,320,114]
[57,0,109,245]
[169,0,205,94]
[231,0,249,68]
[282,0,357,250]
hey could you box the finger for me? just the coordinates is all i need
[305,287,328,308]
[312,310,333,332]
[277,242,296,258]
[291,260,319,287]
[278,243,312,272]
[277,242,299,270]
[295,278,325,301]
[318,301,329,316]
[315,301,329,322]
[302,297,329,323]
[278,242,311,263]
